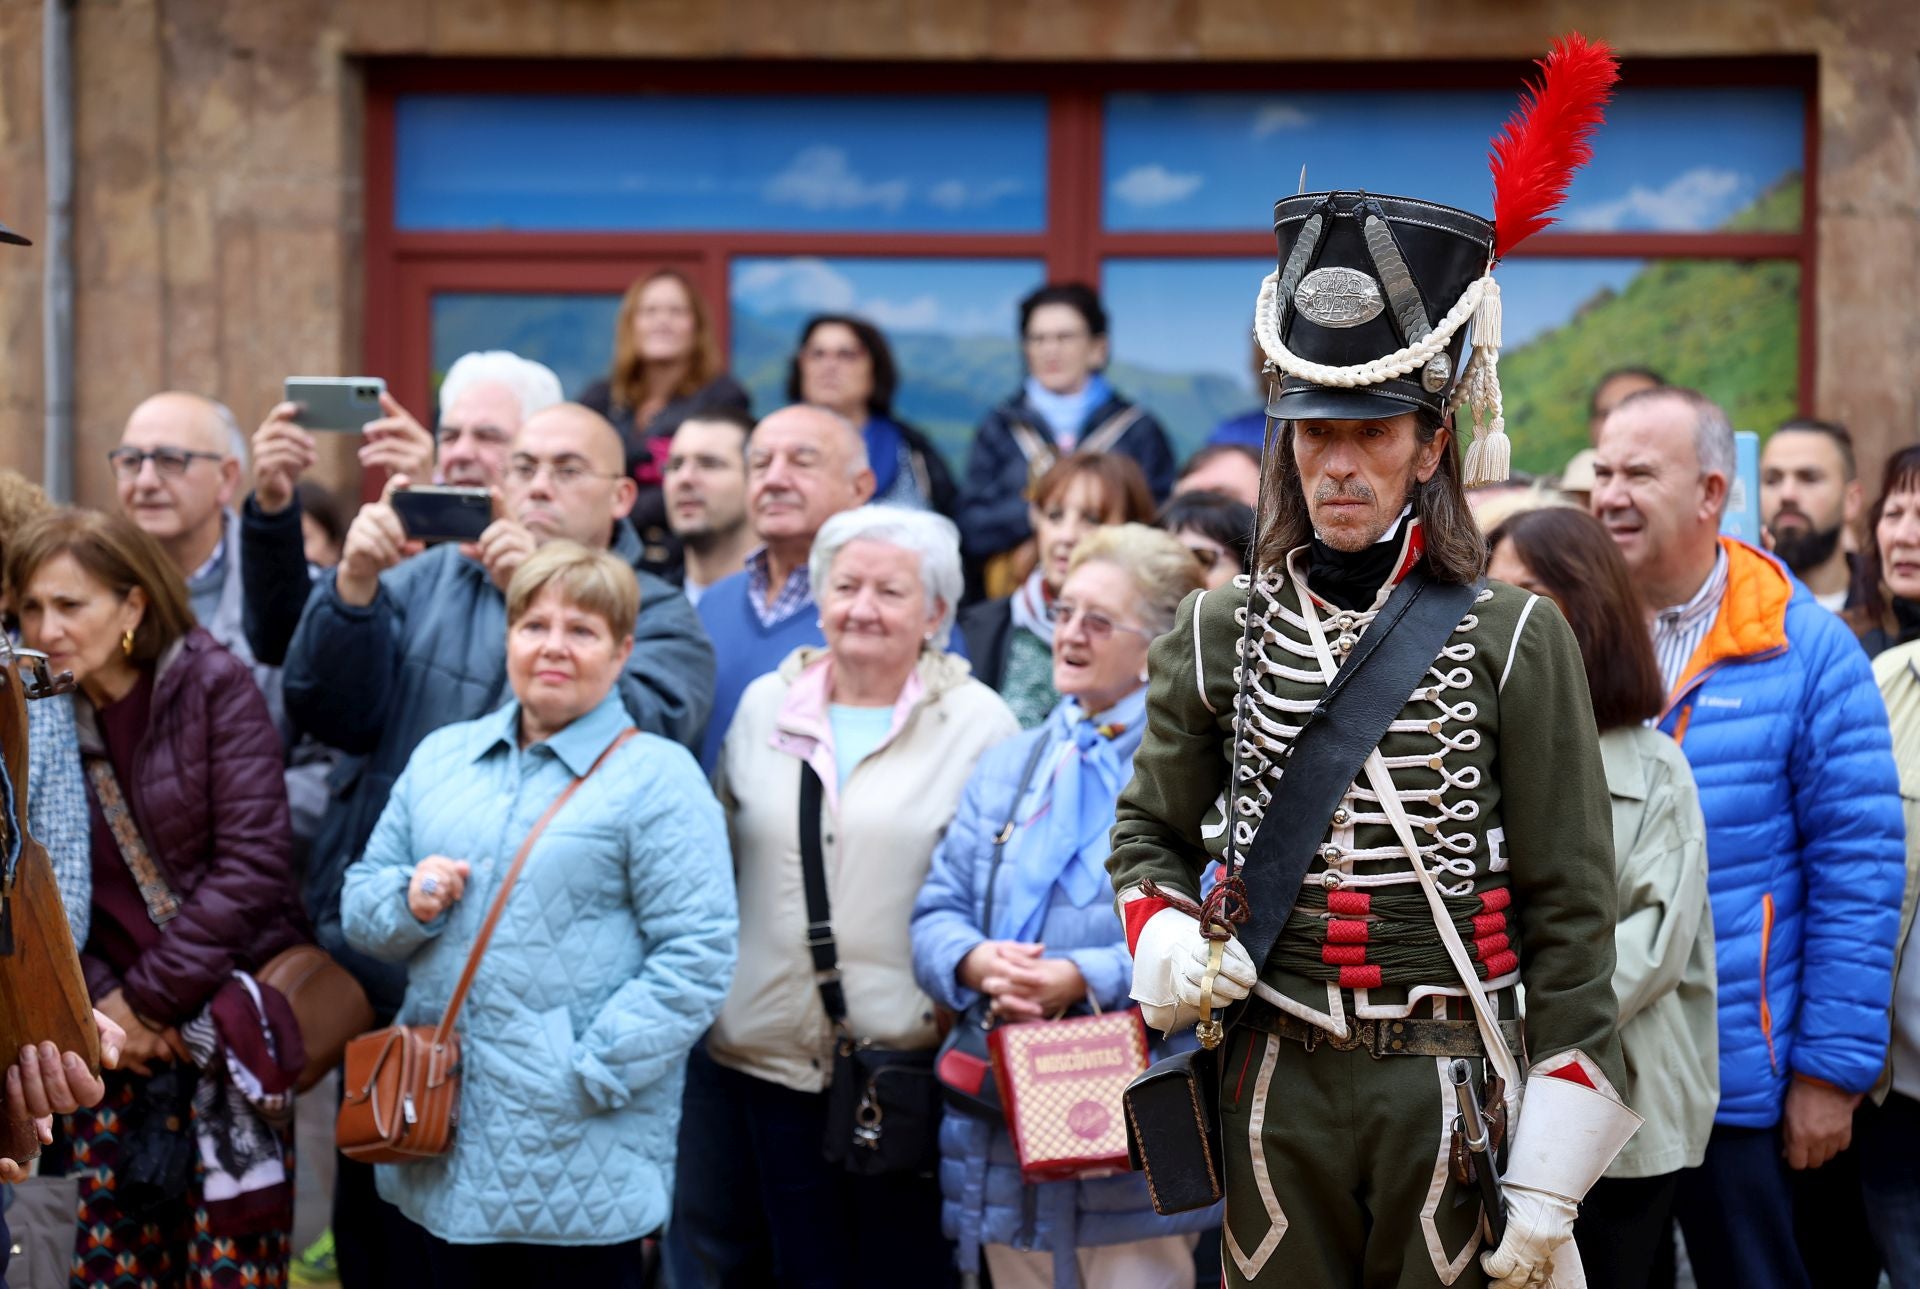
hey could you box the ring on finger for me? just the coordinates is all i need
[421,876,440,896]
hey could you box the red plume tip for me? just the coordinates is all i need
[1489,32,1620,260]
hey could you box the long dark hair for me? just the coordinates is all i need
[1848,444,1920,639]
[785,314,900,420]
[1486,507,1664,731]
[1252,411,1487,584]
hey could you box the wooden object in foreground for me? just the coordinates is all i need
[0,648,99,1164]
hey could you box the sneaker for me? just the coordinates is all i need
[289,1228,337,1286]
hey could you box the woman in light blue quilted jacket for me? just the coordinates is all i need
[342,542,737,1286]
[912,525,1215,1289]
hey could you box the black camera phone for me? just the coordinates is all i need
[390,486,492,544]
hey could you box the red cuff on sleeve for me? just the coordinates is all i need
[1123,896,1173,956]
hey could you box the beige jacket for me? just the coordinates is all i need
[706,646,1020,1093]
[1602,724,1719,1178]
[1872,642,1920,1103]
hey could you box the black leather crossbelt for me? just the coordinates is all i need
[1243,998,1523,1060]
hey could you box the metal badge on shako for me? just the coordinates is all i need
[1293,267,1386,329]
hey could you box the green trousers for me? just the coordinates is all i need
[1217,1025,1499,1288]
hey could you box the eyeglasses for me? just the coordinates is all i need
[107,446,225,480]
[1023,330,1092,349]
[1047,601,1155,642]
[802,345,866,365]
[506,457,625,488]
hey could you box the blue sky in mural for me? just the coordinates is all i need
[397,95,1048,232]
[1103,87,1803,233]
[1105,259,1269,391]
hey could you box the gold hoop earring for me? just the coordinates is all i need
[121,629,135,657]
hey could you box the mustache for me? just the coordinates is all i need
[1313,480,1376,505]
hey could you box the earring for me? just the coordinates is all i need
[1138,669,1150,684]
[121,629,135,657]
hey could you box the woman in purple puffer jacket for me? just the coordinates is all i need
[9,507,304,1289]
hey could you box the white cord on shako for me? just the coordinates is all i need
[1253,261,1511,488]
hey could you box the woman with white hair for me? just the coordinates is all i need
[668,506,1019,1289]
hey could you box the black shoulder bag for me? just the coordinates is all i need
[1122,567,1480,1215]
[802,764,942,1177]
[932,734,1055,1120]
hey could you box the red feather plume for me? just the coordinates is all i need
[1489,33,1620,259]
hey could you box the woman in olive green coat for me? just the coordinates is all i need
[1490,507,1716,1289]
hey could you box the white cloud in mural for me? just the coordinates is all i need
[733,258,859,313]
[927,177,1025,211]
[1565,167,1747,232]
[1252,104,1313,138]
[764,146,911,212]
[1111,163,1204,208]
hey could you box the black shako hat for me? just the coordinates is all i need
[1264,191,1492,425]
[1252,34,1621,487]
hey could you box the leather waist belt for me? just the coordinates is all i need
[1244,999,1522,1060]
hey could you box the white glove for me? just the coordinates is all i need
[1479,1184,1578,1289]
[1127,906,1257,1035]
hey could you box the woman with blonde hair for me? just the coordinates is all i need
[343,541,735,1284]
[914,523,1216,1289]
[578,268,752,572]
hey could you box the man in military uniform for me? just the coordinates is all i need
[1108,45,1642,1287]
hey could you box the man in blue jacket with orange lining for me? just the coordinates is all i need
[1592,384,1905,1288]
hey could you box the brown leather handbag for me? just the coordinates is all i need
[336,728,636,1165]
[256,943,374,1093]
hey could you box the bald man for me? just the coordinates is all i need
[695,403,876,769]
[114,392,244,623]
[282,401,713,1029]
[112,391,336,839]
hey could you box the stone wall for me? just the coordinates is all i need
[0,0,1914,506]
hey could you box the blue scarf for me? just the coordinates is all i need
[992,687,1149,944]
[863,414,906,498]
[1022,373,1112,449]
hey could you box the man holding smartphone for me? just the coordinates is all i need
[239,350,555,667]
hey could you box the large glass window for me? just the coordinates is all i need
[396,94,1049,232]
[375,65,1811,490]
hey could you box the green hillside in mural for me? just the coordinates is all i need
[1502,175,1803,476]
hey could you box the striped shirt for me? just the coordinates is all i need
[744,546,813,630]
[1652,546,1729,694]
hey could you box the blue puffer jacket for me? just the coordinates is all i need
[342,690,737,1244]
[1658,540,1905,1126]
[911,703,1215,1289]
[284,519,715,1017]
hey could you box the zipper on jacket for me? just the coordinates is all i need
[1759,893,1778,1075]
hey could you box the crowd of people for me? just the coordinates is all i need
[2,260,1919,1289]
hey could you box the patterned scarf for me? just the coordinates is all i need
[993,687,1149,944]
[1008,568,1055,646]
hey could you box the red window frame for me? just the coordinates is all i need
[362,56,1817,466]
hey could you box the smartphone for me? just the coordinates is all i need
[391,486,493,544]
[284,376,387,431]
[1721,430,1762,544]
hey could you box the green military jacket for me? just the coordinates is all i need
[1109,544,1625,1083]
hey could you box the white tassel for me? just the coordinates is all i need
[1473,276,1502,350]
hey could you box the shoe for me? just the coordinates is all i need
[290,1228,337,1286]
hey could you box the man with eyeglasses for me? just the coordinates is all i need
[237,350,557,669]
[278,400,714,1289]
[109,391,339,842]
